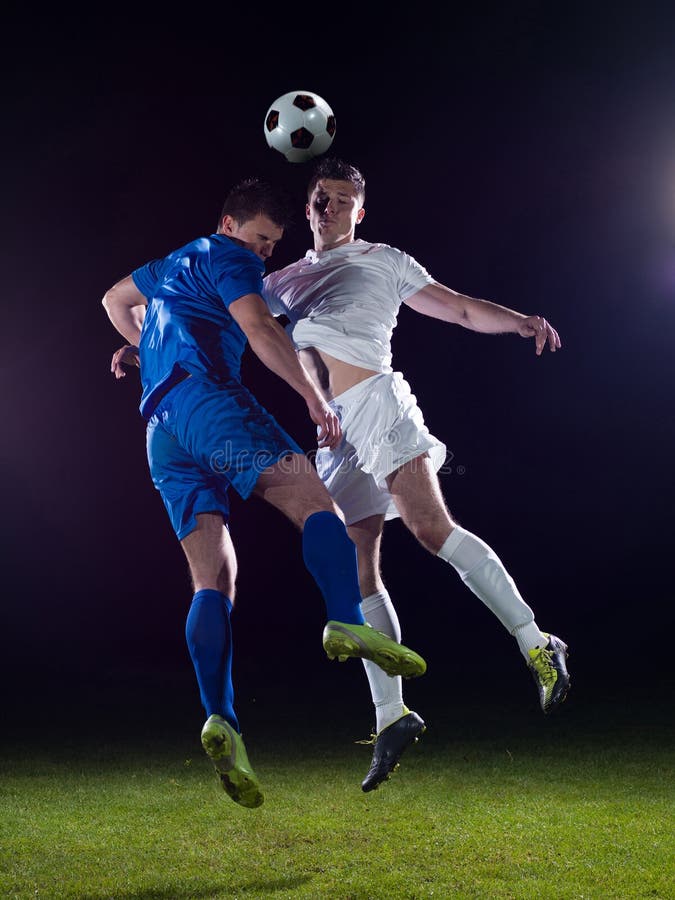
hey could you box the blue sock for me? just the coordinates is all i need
[302,511,365,625]
[185,589,239,732]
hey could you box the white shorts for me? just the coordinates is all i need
[315,372,447,525]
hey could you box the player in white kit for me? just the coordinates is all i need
[263,158,571,792]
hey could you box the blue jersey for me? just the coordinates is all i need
[132,234,264,419]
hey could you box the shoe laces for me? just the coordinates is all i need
[530,646,556,685]
[355,732,377,746]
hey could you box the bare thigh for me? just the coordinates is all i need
[386,452,456,554]
[347,514,386,597]
[253,452,342,529]
[180,512,238,600]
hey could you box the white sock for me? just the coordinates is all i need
[361,590,406,733]
[513,621,550,656]
[437,526,548,659]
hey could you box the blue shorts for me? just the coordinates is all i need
[146,375,303,540]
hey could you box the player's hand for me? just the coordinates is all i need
[518,316,561,355]
[110,344,140,379]
[307,395,341,449]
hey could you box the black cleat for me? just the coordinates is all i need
[359,709,426,792]
[527,634,571,713]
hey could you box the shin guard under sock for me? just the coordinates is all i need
[302,511,365,624]
[361,590,405,732]
[185,589,239,731]
[438,526,547,656]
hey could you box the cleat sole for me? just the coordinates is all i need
[201,716,264,809]
[323,624,426,678]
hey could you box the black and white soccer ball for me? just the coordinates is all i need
[264,90,336,163]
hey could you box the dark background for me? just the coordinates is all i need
[2,3,673,736]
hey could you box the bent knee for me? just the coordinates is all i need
[409,518,456,554]
[301,498,343,528]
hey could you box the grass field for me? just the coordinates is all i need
[1,668,673,900]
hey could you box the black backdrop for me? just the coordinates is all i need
[2,4,674,727]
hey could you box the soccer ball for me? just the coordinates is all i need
[264,90,336,163]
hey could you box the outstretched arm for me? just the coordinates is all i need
[229,293,341,449]
[404,282,561,355]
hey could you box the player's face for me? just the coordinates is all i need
[306,179,365,250]
[220,214,283,261]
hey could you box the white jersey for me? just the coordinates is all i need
[262,239,435,372]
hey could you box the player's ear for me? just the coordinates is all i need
[356,206,365,224]
[305,203,311,220]
[220,214,235,235]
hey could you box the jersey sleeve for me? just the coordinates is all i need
[395,250,435,300]
[211,245,265,308]
[131,258,167,298]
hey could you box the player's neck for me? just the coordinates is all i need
[314,235,356,252]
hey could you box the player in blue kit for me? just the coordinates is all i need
[102,177,426,808]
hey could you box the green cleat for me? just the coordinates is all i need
[322,620,427,678]
[527,634,571,713]
[200,715,264,808]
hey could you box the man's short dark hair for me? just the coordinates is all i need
[218,178,293,230]
[306,157,366,203]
